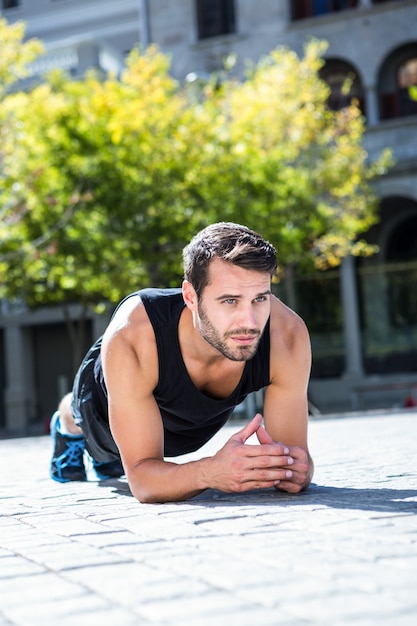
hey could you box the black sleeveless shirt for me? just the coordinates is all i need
[93,288,271,456]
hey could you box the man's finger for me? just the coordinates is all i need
[232,413,263,444]
[256,423,274,445]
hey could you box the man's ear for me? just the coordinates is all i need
[182,280,198,311]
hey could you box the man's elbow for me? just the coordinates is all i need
[129,479,167,504]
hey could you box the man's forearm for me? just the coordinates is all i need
[126,457,211,503]
[124,417,308,502]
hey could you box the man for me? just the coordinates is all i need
[50,222,313,502]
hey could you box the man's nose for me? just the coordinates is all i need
[237,304,257,329]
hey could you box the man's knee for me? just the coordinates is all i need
[58,393,82,435]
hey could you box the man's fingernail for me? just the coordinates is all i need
[284,447,289,454]
[286,470,293,478]
[287,457,294,465]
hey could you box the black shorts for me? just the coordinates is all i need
[71,338,121,463]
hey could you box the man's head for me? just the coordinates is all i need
[183,222,277,298]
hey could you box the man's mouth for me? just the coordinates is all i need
[232,337,256,345]
[228,331,259,344]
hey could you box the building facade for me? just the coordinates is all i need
[1,0,417,432]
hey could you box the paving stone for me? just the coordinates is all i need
[0,410,416,625]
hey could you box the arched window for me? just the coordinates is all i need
[320,60,365,115]
[386,213,417,263]
[397,57,417,117]
[357,198,417,373]
[385,204,417,328]
[1,1,20,8]
[290,0,358,21]
[379,45,417,120]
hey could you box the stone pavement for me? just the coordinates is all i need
[1,411,417,626]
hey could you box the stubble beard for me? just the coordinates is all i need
[197,303,261,362]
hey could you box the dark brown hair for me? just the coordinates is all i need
[183,222,277,297]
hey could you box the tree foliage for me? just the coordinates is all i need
[0,18,43,97]
[187,40,392,271]
[0,29,392,315]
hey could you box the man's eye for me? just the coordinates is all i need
[223,299,236,304]
[254,296,266,303]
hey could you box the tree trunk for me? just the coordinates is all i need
[63,303,88,376]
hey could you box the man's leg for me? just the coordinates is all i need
[50,392,124,482]
[59,393,83,435]
[50,393,86,483]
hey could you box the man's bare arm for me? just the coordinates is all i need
[108,360,301,502]
[117,414,299,503]
[262,297,314,493]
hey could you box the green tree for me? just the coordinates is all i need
[0,18,43,257]
[0,35,392,368]
[1,44,194,367]
[0,18,43,280]
[0,18,43,97]
[183,40,392,272]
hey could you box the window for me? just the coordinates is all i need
[2,0,20,8]
[379,51,417,120]
[386,214,417,328]
[397,58,417,117]
[196,0,236,39]
[290,0,358,20]
[357,198,417,374]
[289,270,345,378]
[320,60,366,115]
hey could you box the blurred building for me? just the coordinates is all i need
[1,0,417,432]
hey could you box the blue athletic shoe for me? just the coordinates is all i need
[92,458,124,480]
[50,411,86,483]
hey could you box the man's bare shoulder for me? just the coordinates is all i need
[269,295,310,354]
[102,295,155,351]
[101,295,159,391]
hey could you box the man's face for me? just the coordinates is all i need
[196,258,272,362]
